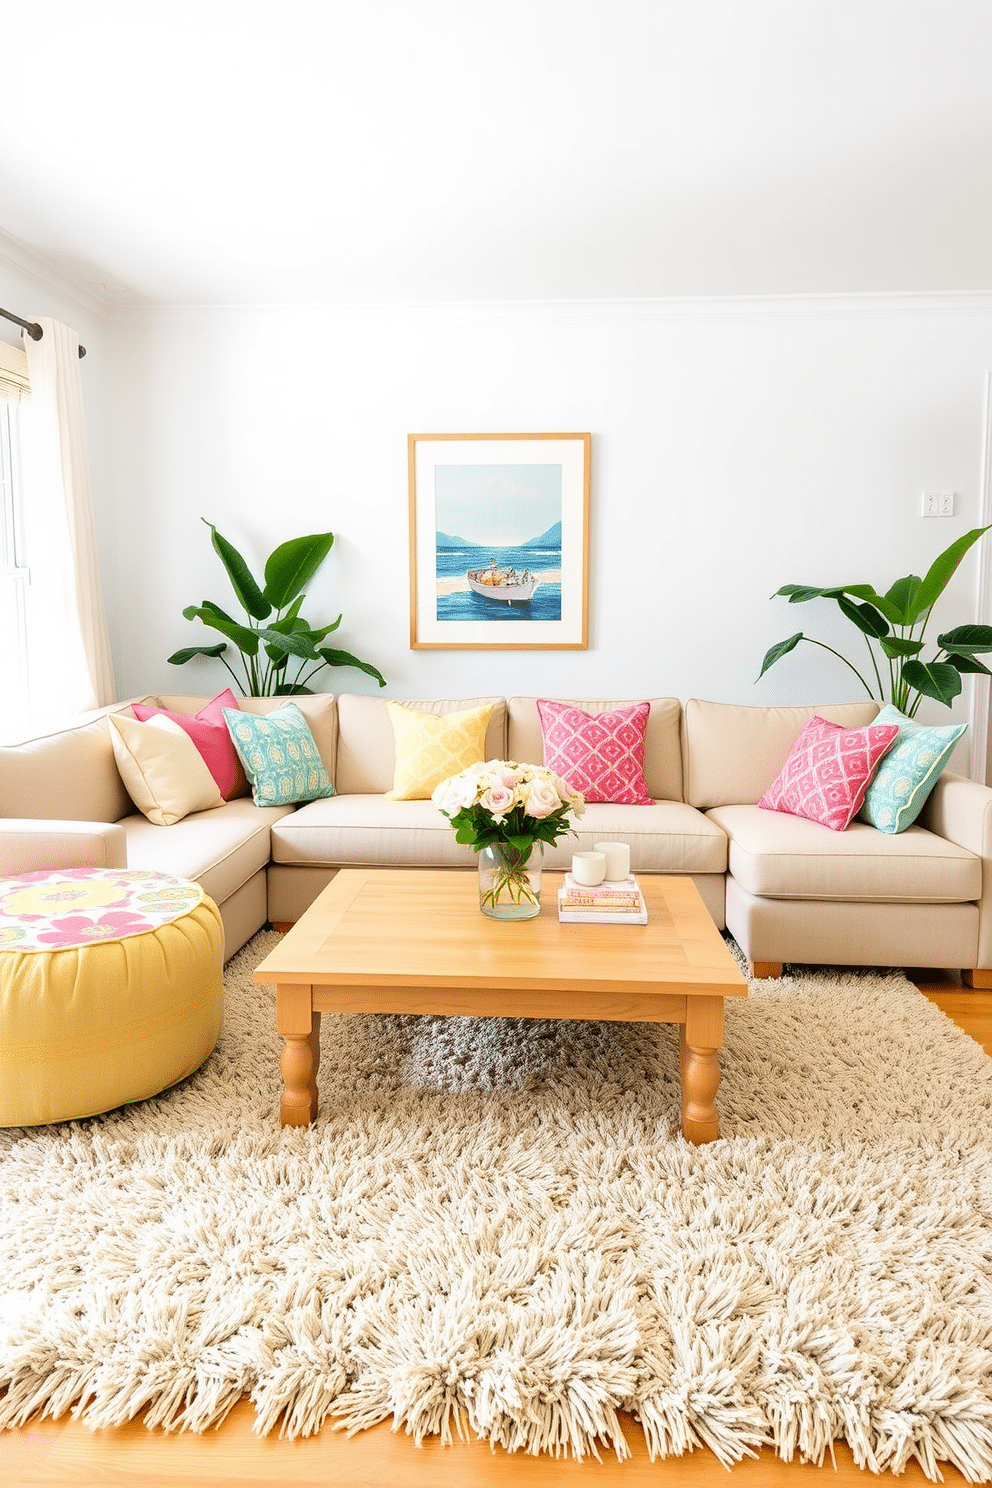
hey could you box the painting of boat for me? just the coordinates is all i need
[466,561,540,605]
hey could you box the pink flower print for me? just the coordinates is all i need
[37,910,153,948]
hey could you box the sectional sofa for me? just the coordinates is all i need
[2,692,990,984]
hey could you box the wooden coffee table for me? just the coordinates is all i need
[253,868,748,1144]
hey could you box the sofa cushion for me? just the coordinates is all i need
[224,704,335,806]
[122,798,294,907]
[132,689,247,799]
[154,694,339,783]
[859,704,968,833]
[272,796,727,875]
[756,716,899,832]
[335,695,507,795]
[536,699,653,805]
[683,699,881,809]
[270,795,480,868]
[0,700,153,823]
[385,700,494,801]
[108,712,225,825]
[508,697,683,802]
[708,804,980,902]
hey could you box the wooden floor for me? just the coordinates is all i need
[3,978,989,1488]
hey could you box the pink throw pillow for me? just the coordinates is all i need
[757,715,899,831]
[537,699,653,805]
[132,689,247,800]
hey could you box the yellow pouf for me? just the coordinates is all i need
[0,867,224,1127]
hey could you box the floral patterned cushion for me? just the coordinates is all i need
[223,703,335,806]
[0,868,204,952]
[858,704,967,833]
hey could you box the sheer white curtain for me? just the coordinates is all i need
[21,317,116,727]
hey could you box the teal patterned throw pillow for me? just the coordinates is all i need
[858,703,966,833]
[222,704,335,807]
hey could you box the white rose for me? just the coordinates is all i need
[525,777,562,819]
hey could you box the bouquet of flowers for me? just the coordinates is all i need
[433,760,585,913]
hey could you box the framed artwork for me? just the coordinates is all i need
[408,432,590,650]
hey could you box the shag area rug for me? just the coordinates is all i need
[1,933,991,1479]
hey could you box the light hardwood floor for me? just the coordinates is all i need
[3,980,989,1488]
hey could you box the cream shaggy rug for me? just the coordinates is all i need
[1,932,991,1480]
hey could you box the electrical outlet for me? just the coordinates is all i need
[922,492,956,517]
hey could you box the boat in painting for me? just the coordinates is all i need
[466,561,540,605]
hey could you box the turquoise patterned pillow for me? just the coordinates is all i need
[222,704,335,807]
[859,703,966,833]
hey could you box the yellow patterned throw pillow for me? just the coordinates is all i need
[385,701,494,801]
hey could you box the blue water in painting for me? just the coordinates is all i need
[436,546,562,622]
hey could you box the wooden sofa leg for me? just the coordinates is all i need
[750,961,783,980]
[962,968,992,989]
[271,921,295,934]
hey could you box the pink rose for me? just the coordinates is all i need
[480,783,515,819]
[498,767,524,788]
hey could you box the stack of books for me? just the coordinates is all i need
[558,873,648,924]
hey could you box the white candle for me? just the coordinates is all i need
[594,841,630,882]
[572,851,607,887]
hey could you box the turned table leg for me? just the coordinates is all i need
[681,995,724,1144]
[276,983,320,1126]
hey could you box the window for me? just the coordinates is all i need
[0,397,30,740]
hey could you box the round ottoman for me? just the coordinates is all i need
[0,867,224,1127]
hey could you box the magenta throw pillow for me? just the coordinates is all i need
[757,715,900,831]
[537,699,653,805]
[132,689,246,800]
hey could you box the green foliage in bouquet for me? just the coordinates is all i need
[758,526,992,715]
[168,520,386,696]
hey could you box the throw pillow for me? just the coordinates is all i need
[132,689,248,799]
[108,712,225,826]
[536,699,653,805]
[757,715,900,831]
[223,704,335,807]
[858,703,967,833]
[385,701,494,801]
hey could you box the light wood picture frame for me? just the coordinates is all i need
[408,432,590,650]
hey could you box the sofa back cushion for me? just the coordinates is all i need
[682,698,880,809]
[507,698,683,802]
[154,694,339,783]
[335,695,507,794]
[0,701,149,822]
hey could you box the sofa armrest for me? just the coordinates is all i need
[0,820,128,876]
[920,771,992,968]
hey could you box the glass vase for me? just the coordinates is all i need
[478,841,543,920]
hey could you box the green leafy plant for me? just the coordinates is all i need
[758,526,992,715]
[168,520,386,696]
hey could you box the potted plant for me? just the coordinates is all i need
[758,526,992,714]
[168,520,386,695]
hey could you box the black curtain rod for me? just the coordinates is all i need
[0,306,86,358]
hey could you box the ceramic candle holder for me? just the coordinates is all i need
[593,841,630,882]
[572,851,607,887]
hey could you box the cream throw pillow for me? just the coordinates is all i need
[109,712,225,826]
[385,701,494,801]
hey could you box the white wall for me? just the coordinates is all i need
[105,295,992,766]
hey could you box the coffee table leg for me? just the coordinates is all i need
[681,996,723,1144]
[276,983,320,1127]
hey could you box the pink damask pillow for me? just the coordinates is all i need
[537,699,653,805]
[132,689,247,800]
[757,715,899,831]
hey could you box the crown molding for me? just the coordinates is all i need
[110,289,992,330]
[0,228,109,324]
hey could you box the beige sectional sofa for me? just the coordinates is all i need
[2,691,990,983]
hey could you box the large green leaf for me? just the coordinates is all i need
[883,574,923,624]
[945,653,992,675]
[183,605,260,655]
[836,597,889,638]
[274,683,315,695]
[913,526,991,615]
[257,626,320,660]
[183,599,237,625]
[937,624,992,654]
[902,659,963,706]
[756,632,803,680]
[263,532,334,610]
[773,584,830,603]
[317,646,387,686]
[203,520,271,621]
[878,636,924,659]
[167,643,227,664]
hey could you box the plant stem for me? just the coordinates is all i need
[802,638,875,699]
[865,636,884,700]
